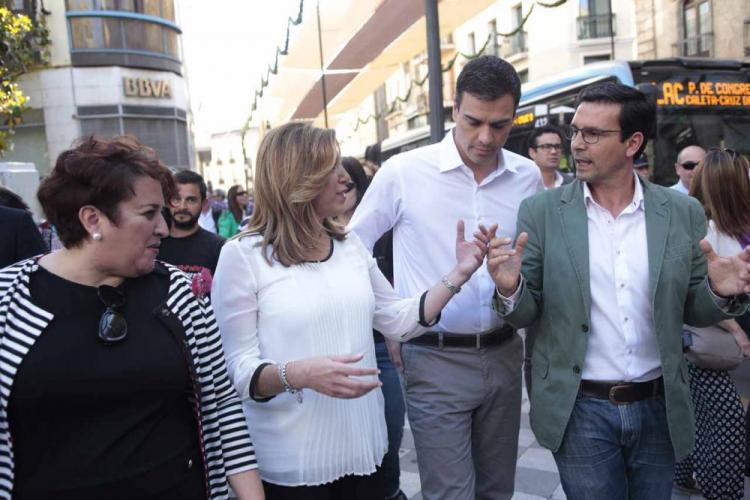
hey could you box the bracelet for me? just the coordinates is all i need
[278,362,303,403]
[441,276,461,294]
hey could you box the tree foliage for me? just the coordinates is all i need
[0,4,50,155]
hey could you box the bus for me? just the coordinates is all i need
[378,58,750,186]
[507,58,750,185]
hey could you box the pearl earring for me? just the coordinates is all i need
[92,232,102,241]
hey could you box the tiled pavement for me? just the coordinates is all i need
[397,382,750,500]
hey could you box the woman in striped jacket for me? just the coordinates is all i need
[0,136,263,500]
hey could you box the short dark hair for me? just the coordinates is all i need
[455,55,521,110]
[0,186,29,211]
[527,125,564,151]
[341,157,370,208]
[174,169,208,201]
[37,135,176,248]
[575,82,654,159]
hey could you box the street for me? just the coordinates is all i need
[397,364,750,499]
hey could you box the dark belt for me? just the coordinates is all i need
[580,377,664,405]
[408,324,515,349]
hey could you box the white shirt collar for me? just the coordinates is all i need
[583,172,645,212]
[438,129,518,175]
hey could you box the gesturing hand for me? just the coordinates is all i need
[454,220,494,279]
[289,353,381,399]
[701,241,750,297]
[487,229,528,296]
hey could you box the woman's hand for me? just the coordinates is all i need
[287,353,381,399]
[453,220,493,283]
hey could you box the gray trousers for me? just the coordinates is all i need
[401,333,523,500]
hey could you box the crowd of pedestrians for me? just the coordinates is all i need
[0,55,749,500]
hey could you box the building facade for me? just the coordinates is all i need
[5,0,193,175]
[199,127,260,193]
[334,0,749,154]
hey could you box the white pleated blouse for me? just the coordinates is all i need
[211,232,429,486]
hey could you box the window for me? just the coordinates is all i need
[681,0,712,56]
[488,19,498,56]
[78,105,190,168]
[583,54,611,64]
[67,0,181,73]
[66,0,174,18]
[577,0,615,39]
[509,5,527,54]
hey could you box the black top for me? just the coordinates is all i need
[9,267,204,500]
[157,228,224,298]
[0,206,47,269]
[373,230,394,343]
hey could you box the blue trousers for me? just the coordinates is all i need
[375,340,405,498]
[553,392,675,500]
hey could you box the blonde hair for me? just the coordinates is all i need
[690,150,750,241]
[245,122,345,266]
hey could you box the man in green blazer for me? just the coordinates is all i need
[488,82,750,499]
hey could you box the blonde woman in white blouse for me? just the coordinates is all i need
[212,122,490,499]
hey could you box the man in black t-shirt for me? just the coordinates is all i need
[158,171,224,298]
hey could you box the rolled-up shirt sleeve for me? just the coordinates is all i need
[212,240,275,401]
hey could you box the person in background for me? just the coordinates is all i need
[0,186,64,252]
[0,136,263,500]
[0,186,47,267]
[212,122,488,499]
[670,145,706,194]
[339,156,405,500]
[210,188,227,228]
[673,148,750,500]
[158,170,225,298]
[527,125,573,190]
[218,185,248,238]
[198,198,217,233]
[633,153,650,180]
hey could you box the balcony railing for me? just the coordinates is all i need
[577,14,616,40]
[673,33,714,57]
[501,31,527,58]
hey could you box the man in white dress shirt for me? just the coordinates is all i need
[489,82,750,499]
[350,55,543,500]
[527,125,573,190]
[670,145,706,194]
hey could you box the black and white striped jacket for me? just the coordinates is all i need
[0,258,257,499]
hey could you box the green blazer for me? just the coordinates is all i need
[495,178,748,460]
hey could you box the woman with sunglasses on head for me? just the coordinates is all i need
[673,148,750,500]
[211,122,488,499]
[0,136,263,500]
[218,185,249,238]
[338,157,406,500]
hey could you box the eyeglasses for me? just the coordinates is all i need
[236,191,248,196]
[344,181,356,193]
[98,285,127,345]
[534,143,563,152]
[563,125,622,145]
[678,161,699,171]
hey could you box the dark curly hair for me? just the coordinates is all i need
[37,135,176,248]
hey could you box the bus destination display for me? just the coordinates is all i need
[657,79,750,108]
